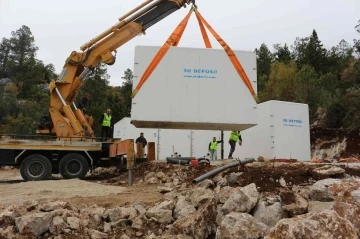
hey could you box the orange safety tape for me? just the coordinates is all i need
[195,10,258,102]
[195,13,212,48]
[131,9,194,98]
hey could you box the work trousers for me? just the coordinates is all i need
[101,126,110,139]
[209,149,217,160]
[228,140,236,158]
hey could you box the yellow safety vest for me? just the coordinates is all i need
[210,141,218,150]
[230,131,241,141]
[102,113,111,127]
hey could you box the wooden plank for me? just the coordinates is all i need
[127,139,135,169]
[136,143,144,158]
[116,139,133,156]
[147,142,155,161]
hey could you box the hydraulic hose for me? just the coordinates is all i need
[192,157,255,184]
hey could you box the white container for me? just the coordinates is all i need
[130,46,258,131]
[113,117,222,159]
[221,100,311,162]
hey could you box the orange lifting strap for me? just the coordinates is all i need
[131,8,258,103]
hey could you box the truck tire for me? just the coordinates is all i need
[20,154,52,181]
[59,153,89,179]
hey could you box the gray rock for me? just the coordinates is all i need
[147,177,159,184]
[253,200,282,228]
[89,229,107,239]
[103,207,137,222]
[49,216,67,235]
[189,187,215,208]
[15,212,53,237]
[222,183,259,214]
[216,212,269,239]
[144,172,156,182]
[309,178,341,201]
[146,200,175,225]
[67,217,80,230]
[174,196,196,220]
[198,179,215,189]
[39,201,70,212]
[131,217,143,230]
[308,201,334,213]
[313,165,345,176]
[218,186,233,204]
[170,196,217,239]
[158,186,173,193]
[282,194,308,217]
[265,210,358,239]
[104,222,111,233]
[228,172,243,185]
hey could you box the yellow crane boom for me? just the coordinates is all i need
[36,0,195,140]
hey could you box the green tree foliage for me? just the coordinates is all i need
[273,43,292,63]
[255,43,273,92]
[258,21,360,131]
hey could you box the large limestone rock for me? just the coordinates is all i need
[170,196,217,239]
[189,187,215,208]
[39,201,73,212]
[253,198,283,227]
[313,165,345,176]
[146,200,175,225]
[174,196,196,220]
[49,216,68,235]
[218,186,233,204]
[222,183,259,214]
[309,178,341,201]
[79,206,105,229]
[265,210,358,239]
[282,193,308,217]
[330,179,360,234]
[308,201,334,213]
[103,207,137,222]
[216,212,269,239]
[15,212,53,237]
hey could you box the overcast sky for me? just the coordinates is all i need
[0,0,359,86]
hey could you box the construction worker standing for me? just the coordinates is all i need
[208,137,223,160]
[100,109,112,139]
[228,131,242,159]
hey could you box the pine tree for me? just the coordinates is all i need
[305,30,327,73]
[274,43,292,63]
[255,43,273,92]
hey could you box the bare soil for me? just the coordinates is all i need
[1,161,360,213]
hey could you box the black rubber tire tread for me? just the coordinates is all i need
[59,153,89,179]
[20,154,52,181]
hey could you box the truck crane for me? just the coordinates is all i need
[0,0,196,182]
[36,0,196,140]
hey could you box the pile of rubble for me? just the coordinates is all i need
[1,162,360,239]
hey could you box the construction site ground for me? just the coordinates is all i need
[1,160,360,211]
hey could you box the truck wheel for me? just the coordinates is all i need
[59,153,89,179]
[20,154,52,181]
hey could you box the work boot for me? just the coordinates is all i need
[228,157,234,159]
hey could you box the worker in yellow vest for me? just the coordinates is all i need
[228,131,242,159]
[208,137,223,161]
[100,109,112,140]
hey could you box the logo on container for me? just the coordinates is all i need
[282,118,303,128]
[183,68,218,79]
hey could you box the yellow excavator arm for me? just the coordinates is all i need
[37,0,195,139]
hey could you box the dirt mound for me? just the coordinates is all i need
[94,162,218,186]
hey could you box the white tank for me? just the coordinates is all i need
[130,46,258,131]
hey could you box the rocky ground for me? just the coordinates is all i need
[1,161,360,239]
